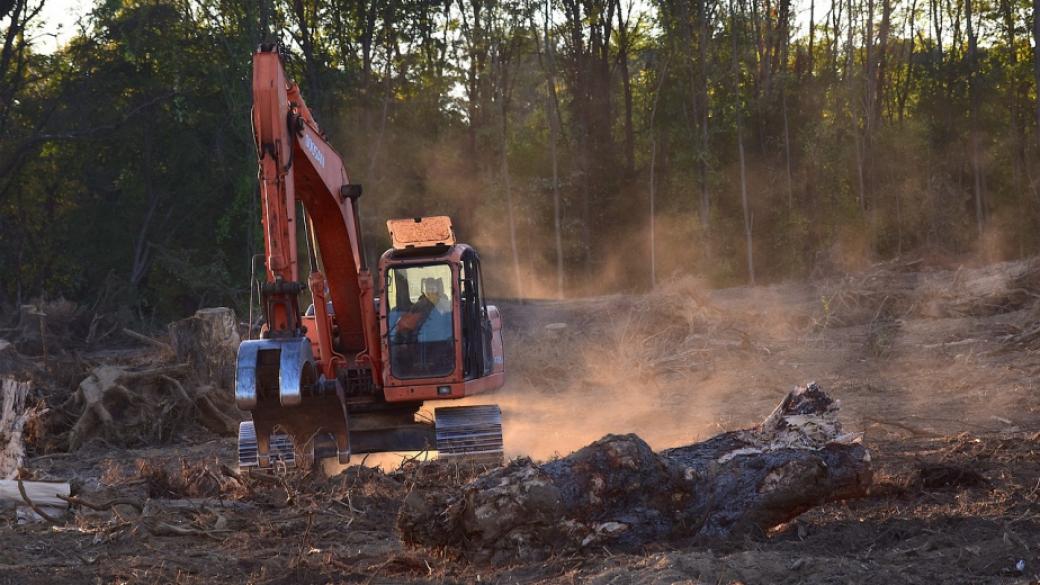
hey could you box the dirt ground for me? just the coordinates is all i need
[4,258,1040,584]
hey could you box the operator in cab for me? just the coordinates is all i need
[415,277,451,341]
[388,275,455,377]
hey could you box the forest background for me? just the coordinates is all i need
[2,0,1037,321]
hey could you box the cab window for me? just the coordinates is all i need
[386,263,455,379]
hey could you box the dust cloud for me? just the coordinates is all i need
[341,253,1040,469]
[450,252,1040,461]
[343,131,1038,461]
[451,276,811,460]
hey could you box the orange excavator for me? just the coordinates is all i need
[236,44,505,469]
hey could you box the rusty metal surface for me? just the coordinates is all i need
[386,216,456,249]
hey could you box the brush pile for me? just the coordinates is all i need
[0,304,242,457]
[815,257,1040,327]
[398,382,871,562]
[506,277,759,395]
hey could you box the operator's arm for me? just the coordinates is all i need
[390,297,434,341]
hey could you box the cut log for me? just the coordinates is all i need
[167,308,240,391]
[398,383,872,563]
[0,479,70,507]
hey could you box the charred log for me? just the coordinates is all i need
[398,383,871,563]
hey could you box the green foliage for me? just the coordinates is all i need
[3,0,1040,317]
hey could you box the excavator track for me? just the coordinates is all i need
[237,421,297,470]
[434,404,503,464]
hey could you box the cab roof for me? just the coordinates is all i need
[386,216,456,250]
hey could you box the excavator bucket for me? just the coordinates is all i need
[235,338,314,409]
[235,337,351,469]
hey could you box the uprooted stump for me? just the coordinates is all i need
[398,382,871,563]
[61,364,238,450]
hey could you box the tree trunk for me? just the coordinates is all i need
[131,135,160,288]
[648,63,668,289]
[897,0,918,124]
[1001,0,1025,243]
[617,2,635,177]
[739,131,755,285]
[399,383,871,563]
[649,139,657,288]
[875,0,892,122]
[967,0,984,235]
[808,0,815,76]
[732,0,755,285]
[780,0,794,209]
[534,1,566,298]
[698,0,712,233]
[855,130,867,211]
[861,0,877,214]
[290,0,323,103]
[500,99,523,298]
[368,12,395,179]
[1034,0,1040,150]
[783,89,794,209]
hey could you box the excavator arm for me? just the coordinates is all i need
[250,46,381,380]
[236,46,384,467]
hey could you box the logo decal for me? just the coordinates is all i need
[304,134,326,169]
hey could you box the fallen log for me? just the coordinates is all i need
[398,382,871,563]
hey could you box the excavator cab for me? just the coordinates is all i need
[379,217,504,401]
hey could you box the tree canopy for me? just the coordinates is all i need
[3,0,1039,319]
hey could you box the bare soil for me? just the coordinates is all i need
[4,258,1040,584]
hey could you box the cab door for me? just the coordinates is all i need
[384,262,457,380]
[460,249,493,380]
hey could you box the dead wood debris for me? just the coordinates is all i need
[398,382,872,563]
[0,306,247,454]
[57,363,224,450]
[0,377,40,477]
[815,257,1040,329]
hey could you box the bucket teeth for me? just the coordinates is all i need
[238,421,297,470]
[435,405,503,465]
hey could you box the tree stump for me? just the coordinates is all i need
[398,383,872,563]
[0,377,36,479]
[167,307,241,391]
